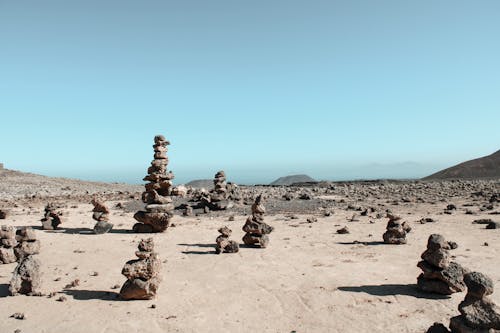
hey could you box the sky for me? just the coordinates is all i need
[0,1,499,184]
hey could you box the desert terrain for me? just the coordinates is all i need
[0,171,499,333]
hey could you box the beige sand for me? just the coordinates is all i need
[1,201,499,333]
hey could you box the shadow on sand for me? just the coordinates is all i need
[0,284,10,298]
[337,241,386,246]
[33,226,131,235]
[178,243,214,248]
[337,284,450,299]
[63,289,121,301]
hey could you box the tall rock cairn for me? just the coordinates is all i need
[9,227,42,296]
[0,225,17,264]
[41,203,62,230]
[205,170,234,211]
[417,234,467,295]
[242,195,274,248]
[133,135,175,233]
[120,238,161,300]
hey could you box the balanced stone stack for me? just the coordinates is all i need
[450,272,500,332]
[9,227,42,295]
[242,195,274,248]
[417,234,467,295]
[0,225,17,264]
[215,226,239,254]
[120,238,161,300]
[207,171,233,211]
[382,214,411,244]
[91,198,113,234]
[133,135,175,233]
[41,203,62,230]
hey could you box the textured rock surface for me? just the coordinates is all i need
[242,195,273,248]
[133,135,174,233]
[9,230,42,296]
[417,234,467,295]
[215,226,239,254]
[91,197,113,234]
[0,225,17,264]
[120,238,161,300]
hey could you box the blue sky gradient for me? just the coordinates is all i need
[1,1,499,184]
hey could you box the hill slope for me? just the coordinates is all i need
[424,149,500,180]
[270,174,317,186]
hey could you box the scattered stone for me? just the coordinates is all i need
[382,214,411,244]
[91,197,113,234]
[215,226,239,254]
[56,295,67,302]
[472,218,494,225]
[449,271,500,332]
[306,217,318,223]
[120,238,161,300]
[417,234,467,295]
[242,195,274,248]
[486,221,500,229]
[0,209,8,219]
[419,217,436,224]
[40,203,62,230]
[64,279,80,289]
[336,226,350,234]
[10,313,25,320]
[133,135,175,233]
[0,225,17,264]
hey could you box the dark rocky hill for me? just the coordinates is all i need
[270,174,317,186]
[424,150,500,180]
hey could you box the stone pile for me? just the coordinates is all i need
[242,195,273,248]
[41,203,62,230]
[0,225,17,264]
[120,238,161,300]
[133,135,175,233]
[382,214,411,244]
[215,226,239,254]
[91,197,113,234]
[417,234,467,295]
[9,227,42,295]
[428,271,500,332]
[205,171,234,211]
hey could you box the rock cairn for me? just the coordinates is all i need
[417,234,467,295]
[215,226,239,254]
[450,272,500,332]
[133,135,175,233]
[91,197,113,234]
[41,203,62,230]
[428,271,500,332]
[382,214,411,244]
[242,195,274,248]
[120,238,161,300]
[205,171,234,211]
[0,225,17,264]
[9,227,42,295]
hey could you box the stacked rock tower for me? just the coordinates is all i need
[41,203,62,230]
[133,135,175,233]
[9,227,42,296]
[120,238,161,300]
[417,234,467,295]
[382,214,411,244]
[242,195,274,248]
[215,226,239,254]
[91,197,113,234]
[0,225,17,264]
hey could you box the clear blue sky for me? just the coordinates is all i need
[1,1,499,184]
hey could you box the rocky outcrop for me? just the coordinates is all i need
[9,227,41,296]
[242,195,273,248]
[382,214,411,244]
[91,197,113,234]
[0,225,17,264]
[133,135,175,233]
[40,203,62,230]
[417,234,467,295]
[119,238,161,300]
[215,226,239,254]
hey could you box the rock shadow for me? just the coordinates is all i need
[338,284,450,299]
[337,241,386,246]
[178,243,214,248]
[41,227,131,235]
[0,284,10,297]
[63,289,121,301]
[181,250,216,255]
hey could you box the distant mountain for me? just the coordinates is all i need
[185,179,214,189]
[423,150,500,180]
[269,174,317,186]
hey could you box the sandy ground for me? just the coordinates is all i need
[1,198,499,333]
